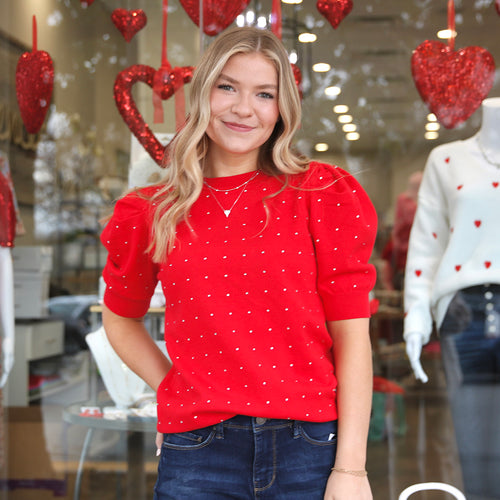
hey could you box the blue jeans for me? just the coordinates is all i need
[154,415,337,499]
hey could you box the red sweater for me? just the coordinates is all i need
[101,162,377,432]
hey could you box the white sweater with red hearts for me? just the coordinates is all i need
[404,137,500,344]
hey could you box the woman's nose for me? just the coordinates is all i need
[231,94,252,116]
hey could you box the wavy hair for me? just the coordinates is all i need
[148,26,309,262]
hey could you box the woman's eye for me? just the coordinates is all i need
[217,84,234,91]
[258,92,275,100]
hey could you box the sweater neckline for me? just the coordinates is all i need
[203,170,261,191]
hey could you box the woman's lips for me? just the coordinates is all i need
[224,121,254,132]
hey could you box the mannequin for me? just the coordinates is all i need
[391,170,422,290]
[0,151,23,388]
[404,97,500,499]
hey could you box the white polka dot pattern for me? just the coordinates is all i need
[101,162,377,433]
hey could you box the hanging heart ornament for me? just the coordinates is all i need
[179,0,251,36]
[114,63,194,166]
[15,17,54,135]
[411,40,495,129]
[317,0,353,29]
[111,9,147,42]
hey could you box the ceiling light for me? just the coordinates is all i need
[425,131,439,140]
[346,132,360,141]
[246,10,255,23]
[298,33,317,43]
[257,16,267,28]
[333,104,348,113]
[236,15,245,27]
[325,86,341,97]
[338,114,353,124]
[427,113,437,122]
[437,29,457,39]
[342,123,357,132]
[425,122,440,131]
[282,0,302,4]
[314,143,329,152]
[289,50,298,64]
[312,63,331,73]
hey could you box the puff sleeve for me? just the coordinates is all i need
[101,192,160,318]
[306,163,377,321]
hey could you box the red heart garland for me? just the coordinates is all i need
[114,64,194,166]
[411,40,495,129]
[179,0,251,36]
[317,0,353,29]
[111,9,147,43]
[15,16,54,135]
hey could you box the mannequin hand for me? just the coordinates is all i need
[405,332,428,383]
[0,337,14,389]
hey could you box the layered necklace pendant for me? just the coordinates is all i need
[204,171,260,218]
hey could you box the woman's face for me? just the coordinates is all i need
[205,52,280,170]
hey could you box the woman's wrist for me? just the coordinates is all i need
[331,467,368,477]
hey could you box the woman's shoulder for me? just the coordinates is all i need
[293,161,362,192]
[111,185,164,220]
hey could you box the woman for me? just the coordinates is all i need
[102,26,376,499]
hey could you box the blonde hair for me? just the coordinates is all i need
[149,26,309,262]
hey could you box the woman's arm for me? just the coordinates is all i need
[102,304,171,392]
[323,317,373,500]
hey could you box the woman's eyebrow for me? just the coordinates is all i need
[218,73,278,90]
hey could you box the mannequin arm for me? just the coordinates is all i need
[405,332,428,383]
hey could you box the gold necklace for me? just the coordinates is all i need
[204,171,260,218]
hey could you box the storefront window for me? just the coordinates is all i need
[1,1,499,499]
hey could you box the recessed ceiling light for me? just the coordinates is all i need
[425,131,439,140]
[314,143,329,152]
[437,29,457,39]
[282,0,302,4]
[342,123,357,132]
[425,122,440,131]
[427,113,437,122]
[325,86,341,97]
[333,104,349,114]
[298,33,317,43]
[346,132,360,141]
[338,114,353,124]
[312,63,331,73]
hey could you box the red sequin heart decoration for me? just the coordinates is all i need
[316,0,353,29]
[111,9,147,43]
[114,64,193,166]
[411,40,495,129]
[179,0,251,36]
[291,63,303,100]
[16,50,54,134]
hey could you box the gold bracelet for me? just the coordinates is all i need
[331,467,368,477]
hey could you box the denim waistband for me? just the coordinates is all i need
[462,284,500,295]
[213,415,335,439]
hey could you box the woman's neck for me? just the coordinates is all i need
[477,98,500,163]
[204,146,259,178]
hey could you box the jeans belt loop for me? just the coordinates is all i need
[292,420,300,438]
[215,422,224,439]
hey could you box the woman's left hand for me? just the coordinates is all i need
[155,432,164,456]
[323,471,373,500]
